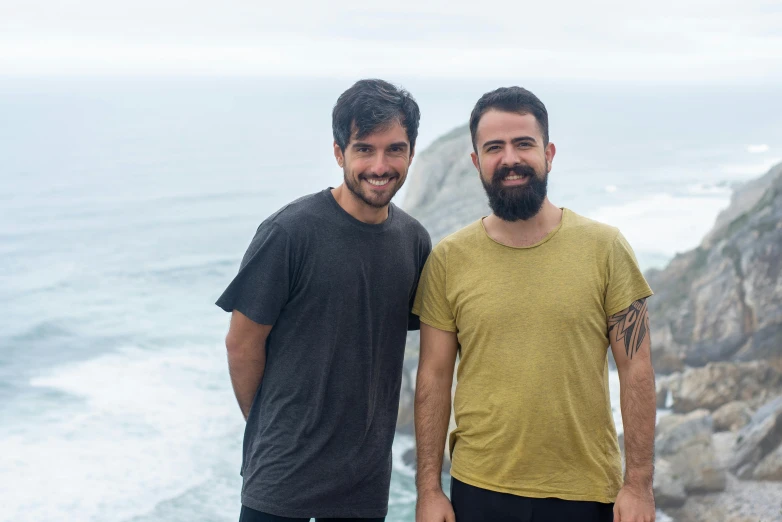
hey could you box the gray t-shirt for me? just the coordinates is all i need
[216,189,431,518]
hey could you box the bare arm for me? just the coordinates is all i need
[225,310,272,420]
[609,298,656,521]
[415,323,458,522]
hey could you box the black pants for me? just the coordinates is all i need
[239,505,385,522]
[450,478,614,522]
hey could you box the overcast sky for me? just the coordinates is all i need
[1,0,781,83]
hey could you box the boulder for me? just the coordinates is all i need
[712,401,753,432]
[712,431,740,471]
[653,458,687,508]
[671,361,782,414]
[655,409,727,493]
[732,395,782,479]
[753,443,782,481]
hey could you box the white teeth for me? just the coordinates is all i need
[367,178,390,186]
[505,174,523,180]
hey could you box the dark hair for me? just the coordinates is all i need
[332,79,420,152]
[469,86,549,151]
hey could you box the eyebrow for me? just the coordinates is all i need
[481,136,537,149]
[351,141,409,149]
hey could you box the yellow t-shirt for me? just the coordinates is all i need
[412,209,653,503]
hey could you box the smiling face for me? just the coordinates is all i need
[471,110,556,221]
[334,120,413,209]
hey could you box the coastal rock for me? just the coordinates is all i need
[646,162,782,374]
[671,361,782,414]
[655,409,727,493]
[712,431,740,470]
[713,401,753,432]
[653,458,687,508]
[753,443,782,481]
[652,323,687,374]
[732,395,782,479]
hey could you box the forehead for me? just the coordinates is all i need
[475,110,542,145]
[349,119,409,145]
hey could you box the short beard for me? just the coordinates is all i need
[344,168,402,209]
[481,163,548,221]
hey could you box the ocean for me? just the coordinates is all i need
[1,76,780,521]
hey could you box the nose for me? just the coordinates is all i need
[370,152,391,175]
[500,146,521,167]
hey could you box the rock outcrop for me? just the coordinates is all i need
[712,401,753,433]
[732,395,782,480]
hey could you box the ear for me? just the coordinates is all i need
[545,142,556,173]
[470,151,480,173]
[334,141,345,168]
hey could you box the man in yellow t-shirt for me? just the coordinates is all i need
[413,87,657,522]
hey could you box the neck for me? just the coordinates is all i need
[331,184,389,225]
[483,199,562,247]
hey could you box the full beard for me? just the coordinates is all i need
[344,168,404,209]
[481,163,548,221]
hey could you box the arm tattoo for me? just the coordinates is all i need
[608,298,649,359]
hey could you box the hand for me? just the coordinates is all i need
[416,489,456,522]
[613,484,655,522]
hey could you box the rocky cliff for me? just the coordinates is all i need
[647,162,782,374]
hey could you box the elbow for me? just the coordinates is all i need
[225,331,252,359]
[416,366,454,396]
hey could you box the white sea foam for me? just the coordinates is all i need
[0,344,242,522]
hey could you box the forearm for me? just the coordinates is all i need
[415,371,452,495]
[227,350,266,420]
[619,363,656,488]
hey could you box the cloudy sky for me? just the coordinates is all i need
[1,0,781,83]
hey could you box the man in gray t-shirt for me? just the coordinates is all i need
[216,79,431,522]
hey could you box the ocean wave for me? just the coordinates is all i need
[10,320,75,343]
[116,254,238,281]
[0,343,243,522]
[589,192,730,261]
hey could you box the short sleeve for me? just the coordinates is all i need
[215,221,292,325]
[412,245,457,332]
[408,231,433,331]
[604,230,654,317]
